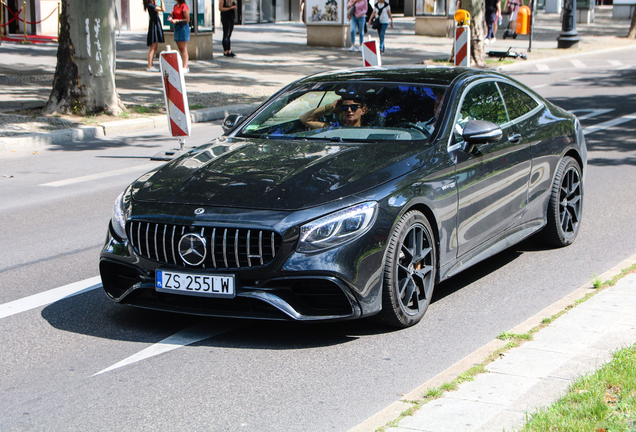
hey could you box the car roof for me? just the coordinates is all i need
[298,65,500,87]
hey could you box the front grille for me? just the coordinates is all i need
[128,221,282,270]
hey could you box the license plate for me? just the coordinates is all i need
[156,270,235,298]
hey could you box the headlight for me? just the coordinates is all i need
[297,202,378,253]
[110,192,127,240]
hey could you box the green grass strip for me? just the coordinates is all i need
[377,263,636,431]
[520,344,636,432]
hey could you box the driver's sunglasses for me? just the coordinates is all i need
[339,104,361,112]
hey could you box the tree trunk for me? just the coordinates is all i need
[46,0,123,115]
[628,7,636,38]
[452,0,487,67]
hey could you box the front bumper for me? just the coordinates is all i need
[99,218,387,321]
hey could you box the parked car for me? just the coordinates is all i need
[100,66,586,328]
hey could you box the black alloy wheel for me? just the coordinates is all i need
[541,156,583,247]
[380,211,436,328]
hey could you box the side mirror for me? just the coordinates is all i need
[461,120,503,150]
[222,114,245,134]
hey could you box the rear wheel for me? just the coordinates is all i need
[540,156,583,247]
[379,211,436,328]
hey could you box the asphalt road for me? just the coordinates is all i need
[2,51,636,431]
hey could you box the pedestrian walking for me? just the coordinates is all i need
[219,0,238,57]
[484,0,501,43]
[503,0,522,37]
[368,0,393,53]
[300,0,306,23]
[168,0,190,73]
[144,0,165,72]
[347,0,367,51]
[364,0,373,34]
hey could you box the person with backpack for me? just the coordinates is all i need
[368,0,393,53]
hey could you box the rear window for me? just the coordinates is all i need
[498,82,539,121]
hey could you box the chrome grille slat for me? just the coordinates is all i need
[171,225,176,265]
[200,227,205,269]
[154,224,159,261]
[137,222,142,256]
[259,231,264,265]
[223,229,228,268]
[234,229,240,268]
[180,226,185,265]
[162,225,168,263]
[246,231,252,268]
[145,223,150,259]
[271,232,276,257]
[128,222,280,270]
[211,228,217,269]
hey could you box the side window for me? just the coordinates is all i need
[498,82,539,121]
[458,82,508,126]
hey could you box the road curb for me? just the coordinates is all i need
[347,251,636,432]
[0,103,261,153]
[495,42,636,72]
[0,125,104,152]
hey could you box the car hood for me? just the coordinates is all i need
[132,137,432,211]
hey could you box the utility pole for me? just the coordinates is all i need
[557,0,580,48]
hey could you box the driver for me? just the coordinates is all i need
[300,97,367,130]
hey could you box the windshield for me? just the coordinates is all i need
[237,82,447,142]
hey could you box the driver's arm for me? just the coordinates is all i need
[300,100,338,130]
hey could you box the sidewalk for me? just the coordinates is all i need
[351,255,636,432]
[1,6,635,151]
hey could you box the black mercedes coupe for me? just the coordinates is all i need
[100,66,586,328]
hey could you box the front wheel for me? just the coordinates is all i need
[379,211,436,328]
[539,156,583,247]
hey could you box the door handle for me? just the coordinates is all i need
[508,133,522,144]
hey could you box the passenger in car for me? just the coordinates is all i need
[300,97,367,129]
[416,89,446,133]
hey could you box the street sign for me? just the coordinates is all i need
[454,26,470,67]
[159,48,191,138]
[362,39,381,67]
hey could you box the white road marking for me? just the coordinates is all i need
[536,63,550,71]
[608,60,623,67]
[0,277,101,320]
[569,59,587,69]
[40,163,160,187]
[583,112,636,135]
[570,108,614,121]
[532,75,583,89]
[93,321,243,376]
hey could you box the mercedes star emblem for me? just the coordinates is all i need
[194,208,205,215]
[178,233,207,266]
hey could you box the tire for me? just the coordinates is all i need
[379,211,436,328]
[539,156,583,247]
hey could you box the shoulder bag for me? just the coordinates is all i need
[372,3,388,30]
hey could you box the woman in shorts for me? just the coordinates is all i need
[168,0,191,73]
